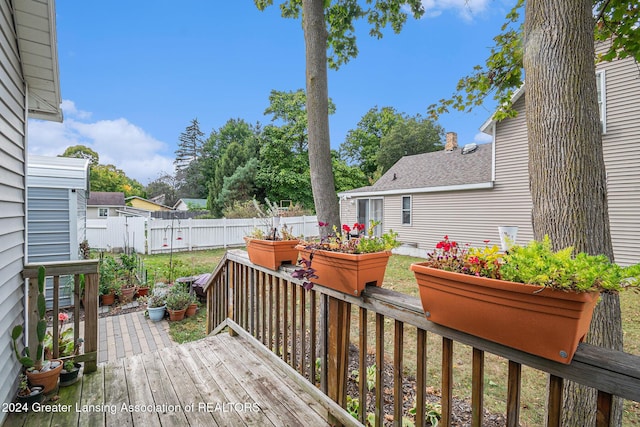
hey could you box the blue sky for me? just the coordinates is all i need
[28,0,515,185]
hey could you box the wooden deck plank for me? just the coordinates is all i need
[124,355,161,425]
[50,373,83,427]
[104,360,133,426]
[77,366,106,427]
[202,335,330,426]
[139,352,190,427]
[215,332,334,423]
[175,344,254,426]
[156,346,220,426]
[180,342,270,427]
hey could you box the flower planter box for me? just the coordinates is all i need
[245,237,300,271]
[410,263,600,364]
[297,246,391,296]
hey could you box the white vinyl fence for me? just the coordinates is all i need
[87,216,318,254]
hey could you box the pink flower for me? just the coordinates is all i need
[318,221,328,227]
[58,313,69,322]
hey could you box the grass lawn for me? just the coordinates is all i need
[143,248,640,425]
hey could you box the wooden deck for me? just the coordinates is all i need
[4,331,355,427]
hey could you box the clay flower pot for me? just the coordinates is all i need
[100,292,115,306]
[410,263,600,364]
[296,246,391,296]
[245,237,300,270]
[185,303,198,317]
[168,308,186,321]
[26,360,64,394]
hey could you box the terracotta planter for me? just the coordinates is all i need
[410,263,600,364]
[26,360,63,394]
[168,308,186,321]
[296,246,391,296]
[120,286,137,303]
[136,286,150,297]
[245,237,300,270]
[101,292,115,306]
[185,303,198,317]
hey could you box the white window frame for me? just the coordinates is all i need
[98,208,109,218]
[401,196,412,225]
[596,70,607,134]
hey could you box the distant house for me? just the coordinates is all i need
[174,198,208,211]
[126,196,173,212]
[87,191,126,219]
[339,48,640,266]
[1,0,63,421]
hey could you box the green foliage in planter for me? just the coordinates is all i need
[500,236,640,292]
[165,289,191,311]
[147,294,166,308]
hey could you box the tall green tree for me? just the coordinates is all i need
[255,0,424,234]
[174,118,205,172]
[90,164,145,198]
[376,115,444,173]
[428,1,640,425]
[339,106,405,181]
[203,119,262,214]
[216,157,262,211]
[59,145,99,166]
[146,173,180,208]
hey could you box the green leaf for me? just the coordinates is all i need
[11,325,23,340]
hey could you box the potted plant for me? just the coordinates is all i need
[185,294,199,317]
[15,373,43,410]
[293,221,401,296]
[165,289,191,321]
[146,294,167,322]
[44,312,83,386]
[99,256,118,305]
[244,199,300,270]
[11,266,63,393]
[410,235,640,364]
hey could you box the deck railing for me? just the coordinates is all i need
[204,250,640,427]
[23,260,100,373]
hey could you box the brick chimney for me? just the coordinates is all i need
[445,132,458,151]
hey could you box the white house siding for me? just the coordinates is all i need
[0,0,27,417]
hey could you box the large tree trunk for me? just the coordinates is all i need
[302,0,341,235]
[523,1,622,425]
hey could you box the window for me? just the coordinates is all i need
[596,70,606,134]
[98,208,109,218]
[402,196,411,225]
[357,198,383,236]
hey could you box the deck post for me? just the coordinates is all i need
[84,271,99,373]
[327,296,350,407]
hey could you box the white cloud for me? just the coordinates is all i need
[473,131,493,144]
[420,0,491,21]
[28,101,174,185]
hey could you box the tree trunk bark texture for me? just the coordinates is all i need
[523,1,622,425]
[302,0,341,235]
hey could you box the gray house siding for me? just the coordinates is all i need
[0,0,27,416]
[597,54,640,265]
[27,187,72,262]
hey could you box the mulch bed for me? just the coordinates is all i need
[345,344,507,426]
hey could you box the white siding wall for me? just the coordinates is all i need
[0,0,27,418]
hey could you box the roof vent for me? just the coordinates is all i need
[461,143,478,155]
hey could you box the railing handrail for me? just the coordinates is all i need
[22,259,100,373]
[216,249,640,403]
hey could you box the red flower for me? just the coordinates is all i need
[443,243,451,252]
[342,224,351,233]
[444,235,449,240]
[436,241,444,249]
[318,221,328,227]
[483,239,490,244]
